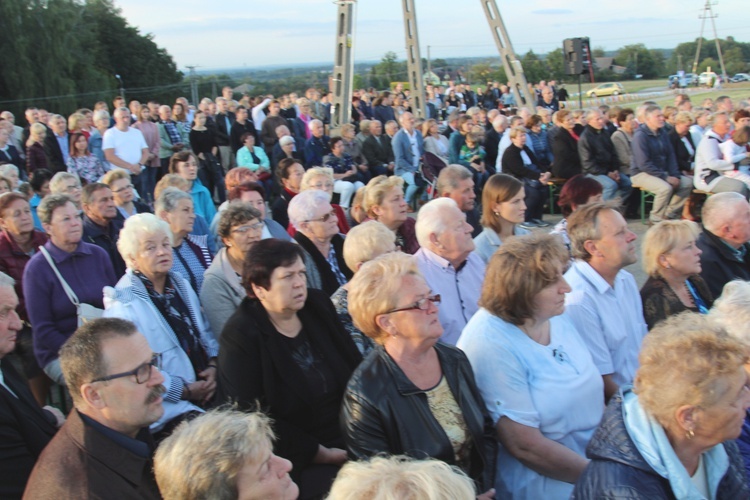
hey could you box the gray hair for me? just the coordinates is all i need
[709,280,750,346]
[93,109,110,124]
[217,203,261,239]
[584,108,601,123]
[702,192,747,233]
[37,193,75,225]
[0,164,18,178]
[437,165,472,196]
[49,172,80,195]
[415,197,459,248]
[155,186,192,215]
[288,189,331,231]
[308,119,323,131]
[117,213,173,270]
[0,271,15,289]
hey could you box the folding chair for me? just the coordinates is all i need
[420,152,448,199]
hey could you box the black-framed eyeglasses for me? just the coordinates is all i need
[385,294,441,314]
[305,210,337,223]
[90,353,162,384]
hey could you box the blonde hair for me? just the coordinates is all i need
[635,313,748,428]
[327,455,475,500]
[300,166,334,191]
[27,122,46,147]
[642,220,700,277]
[508,126,526,140]
[674,111,694,126]
[102,169,130,187]
[363,175,404,217]
[154,174,189,200]
[67,112,86,132]
[343,220,396,271]
[348,252,422,345]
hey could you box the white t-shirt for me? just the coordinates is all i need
[102,127,147,165]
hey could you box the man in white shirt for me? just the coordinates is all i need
[103,108,148,193]
[563,203,647,401]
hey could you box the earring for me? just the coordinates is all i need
[686,429,694,440]
[493,211,500,216]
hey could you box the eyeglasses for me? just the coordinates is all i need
[305,210,337,223]
[64,184,82,192]
[112,184,133,194]
[232,221,264,233]
[310,182,334,190]
[385,294,441,314]
[90,353,162,384]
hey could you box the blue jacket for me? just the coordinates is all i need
[392,128,424,176]
[573,391,749,499]
[631,124,679,179]
[304,135,330,169]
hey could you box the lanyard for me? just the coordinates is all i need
[686,279,709,315]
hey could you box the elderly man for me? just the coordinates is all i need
[414,198,484,345]
[361,119,394,175]
[484,114,508,171]
[304,119,330,169]
[42,114,69,173]
[1,111,25,159]
[437,165,480,236]
[0,273,62,497]
[696,192,750,298]
[156,105,187,175]
[392,112,424,205]
[81,183,126,277]
[631,105,693,223]
[694,112,750,196]
[537,86,560,113]
[579,109,632,202]
[564,203,647,402]
[24,318,164,499]
[214,97,236,171]
[260,100,288,154]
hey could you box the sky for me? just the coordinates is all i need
[117,0,748,71]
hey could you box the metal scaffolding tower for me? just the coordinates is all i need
[691,0,728,81]
[330,0,356,134]
[402,0,427,119]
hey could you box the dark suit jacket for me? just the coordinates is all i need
[361,134,394,167]
[0,360,57,499]
[23,410,160,499]
[484,128,501,172]
[697,227,750,299]
[213,111,236,146]
[0,145,23,170]
[669,128,696,173]
[42,132,66,174]
[230,120,258,153]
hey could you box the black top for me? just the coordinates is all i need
[189,128,217,156]
[640,274,713,330]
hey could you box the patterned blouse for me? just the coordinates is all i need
[66,155,106,184]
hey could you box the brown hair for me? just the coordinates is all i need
[480,174,523,233]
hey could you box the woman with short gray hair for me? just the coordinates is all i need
[156,186,211,294]
[49,172,82,207]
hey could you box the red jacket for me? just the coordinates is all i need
[0,230,48,322]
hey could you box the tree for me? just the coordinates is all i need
[614,44,661,79]
[544,48,565,83]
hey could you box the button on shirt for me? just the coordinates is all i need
[415,248,485,345]
[563,260,647,387]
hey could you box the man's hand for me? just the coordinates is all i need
[666,175,680,188]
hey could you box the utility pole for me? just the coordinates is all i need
[186,65,199,107]
[478,0,535,113]
[115,74,125,103]
[693,0,728,80]
[401,0,427,119]
[330,0,356,135]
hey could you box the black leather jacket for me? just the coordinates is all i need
[341,343,496,491]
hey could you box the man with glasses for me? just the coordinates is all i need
[414,198,485,345]
[24,318,164,499]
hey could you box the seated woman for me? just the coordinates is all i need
[549,174,603,253]
[23,194,117,384]
[155,174,216,256]
[154,408,298,500]
[295,167,349,235]
[330,220,396,357]
[423,118,450,164]
[573,313,750,499]
[322,136,367,209]
[215,239,361,499]
[362,175,419,254]
[168,151,216,222]
[104,213,218,435]
[526,114,553,171]
[640,220,712,330]
[102,169,152,220]
[459,130,489,190]
[156,187,211,294]
[29,169,53,230]
[551,110,581,180]
[271,158,304,229]
[458,233,604,499]
[288,189,352,295]
[236,132,272,194]
[473,174,529,262]
[200,203,263,337]
[501,126,551,229]
[342,252,496,494]
[669,111,697,177]
[65,132,106,185]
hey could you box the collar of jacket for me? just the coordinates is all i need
[0,229,46,256]
[701,226,750,263]
[375,344,459,396]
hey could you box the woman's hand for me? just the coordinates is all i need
[477,488,496,500]
[540,171,552,183]
[313,445,348,465]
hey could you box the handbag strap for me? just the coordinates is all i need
[39,246,80,307]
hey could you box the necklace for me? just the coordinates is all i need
[665,277,695,308]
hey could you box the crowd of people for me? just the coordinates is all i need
[2,81,750,500]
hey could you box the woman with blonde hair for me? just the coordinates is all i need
[473,174,529,262]
[423,118,450,164]
[573,313,750,498]
[640,220,712,329]
[25,123,48,173]
[296,166,349,234]
[362,175,419,254]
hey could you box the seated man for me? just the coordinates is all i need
[81,183,126,277]
[154,408,298,500]
[24,318,164,499]
[631,105,692,223]
[437,164,481,237]
[578,109,632,202]
[361,120,394,176]
[564,203,648,401]
[414,198,484,345]
[697,192,750,298]
[303,119,330,169]
[0,273,62,497]
[693,111,750,196]
[392,112,424,205]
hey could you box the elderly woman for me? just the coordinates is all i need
[168,151,216,222]
[104,213,218,435]
[669,111,697,176]
[288,189,352,296]
[502,126,551,228]
[154,408,298,500]
[550,174,603,253]
[330,220,396,357]
[423,118,450,163]
[271,158,304,229]
[236,132,271,191]
[25,123,48,174]
[156,187,211,294]
[573,313,750,498]
[22,194,116,384]
[342,252,496,494]
[458,233,604,499]
[323,136,367,209]
[640,220,712,330]
[526,114,553,170]
[473,174,530,262]
[49,172,82,208]
[216,238,361,498]
[362,175,419,254]
[298,166,349,235]
[102,169,152,219]
[551,110,582,180]
[201,203,263,336]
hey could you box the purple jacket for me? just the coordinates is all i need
[22,240,117,368]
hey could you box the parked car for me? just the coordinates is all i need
[698,71,718,86]
[585,82,626,98]
[731,73,750,82]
